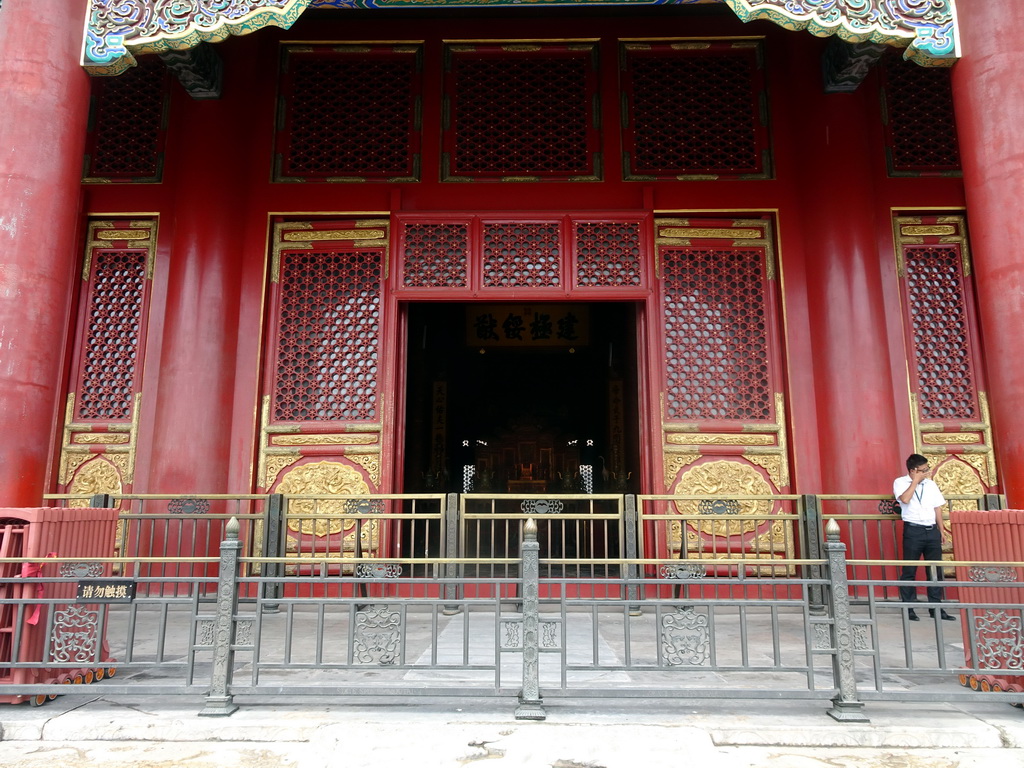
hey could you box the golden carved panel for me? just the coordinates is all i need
[277,461,374,540]
[660,227,761,240]
[900,225,957,237]
[60,452,94,486]
[271,434,378,446]
[934,458,986,512]
[264,454,301,490]
[73,433,130,444]
[68,457,123,508]
[956,453,991,488]
[667,433,774,446]
[744,453,783,490]
[664,452,701,489]
[95,229,152,241]
[347,453,382,487]
[672,460,772,536]
[922,433,981,445]
[283,230,386,242]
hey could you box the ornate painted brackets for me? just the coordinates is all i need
[82,0,958,76]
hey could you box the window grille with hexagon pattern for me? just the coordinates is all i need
[655,220,779,423]
[55,219,157,502]
[895,216,982,423]
[621,40,770,180]
[271,243,383,422]
[442,43,600,181]
[275,45,422,182]
[83,58,168,182]
[881,57,961,176]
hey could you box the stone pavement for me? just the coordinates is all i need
[1,693,1023,768]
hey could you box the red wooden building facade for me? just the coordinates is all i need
[1,1,1022,561]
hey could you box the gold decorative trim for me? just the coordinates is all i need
[956,453,991,488]
[667,433,774,446]
[745,453,783,489]
[921,433,981,445]
[979,391,997,485]
[283,229,386,242]
[660,227,762,239]
[774,393,790,487]
[96,229,151,241]
[664,453,701,489]
[264,454,301,489]
[900,225,956,237]
[272,433,378,446]
[347,453,381,487]
[73,433,130,444]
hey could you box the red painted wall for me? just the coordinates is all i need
[76,10,967,501]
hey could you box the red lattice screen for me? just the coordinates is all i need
[273,249,382,422]
[276,46,421,181]
[904,245,977,420]
[443,45,599,180]
[401,223,469,289]
[882,57,961,175]
[574,221,643,288]
[660,247,772,421]
[482,222,561,288]
[75,249,150,421]
[621,41,768,179]
[83,58,168,182]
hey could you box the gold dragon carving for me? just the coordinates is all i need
[67,457,123,508]
[276,461,378,546]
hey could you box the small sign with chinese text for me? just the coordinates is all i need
[77,579,136,603]
[467,304,589,348]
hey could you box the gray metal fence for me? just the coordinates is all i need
[3,493,1021,720]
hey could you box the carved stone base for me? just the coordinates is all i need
[515,696,546,721]
[827,701,869,723]
[198,696,238,717]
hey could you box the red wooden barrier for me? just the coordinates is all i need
[951,509,1024,695]
[0,508,119,704]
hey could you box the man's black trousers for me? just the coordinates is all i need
[899,523,945,604]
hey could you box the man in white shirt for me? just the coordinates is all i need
[893,453,955,621]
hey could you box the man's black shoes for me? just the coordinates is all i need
[929,609,956,621]
[908,610,920,621]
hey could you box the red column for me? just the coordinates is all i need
[951,0,1024,506]
[142,57,253,497]
[0,1,91,504]
[790,45,902,493]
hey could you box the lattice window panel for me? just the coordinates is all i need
[444,45,598,180]
[482,222,561,289]
[882,58,961,175]
[75,249,149,421]
[84,58,168,182]
[622,42,768,179]
[574,221,643,288]
[661,248,772,421]
[277,46,421,181]
[401,223,469,288]
[904,246,977,420]
[273,250,382,422]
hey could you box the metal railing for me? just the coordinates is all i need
[5,491,1017,719]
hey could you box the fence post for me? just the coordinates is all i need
[515,518,546,721]
[801,494,826,615]
[984,493,1005,511]
[624,495,641,615]
[199,516,242,717]
[824,518,868,722]
[262,494,284,612]
[443,493,460,615]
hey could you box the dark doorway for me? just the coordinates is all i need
[403,302,640,499]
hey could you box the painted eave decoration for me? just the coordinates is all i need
[83,0,959,76]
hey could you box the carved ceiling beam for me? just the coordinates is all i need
[82,0,958,77]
